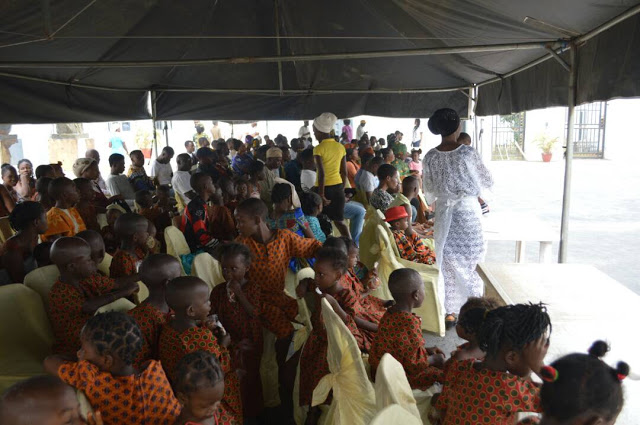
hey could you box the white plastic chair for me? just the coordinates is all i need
[95,297,136,314]
[374,353,421,420]
[191,253,224,290]
[164,225,191,258]
[97,253,113,276]
[23,264,60,310]
[369,404,422,425]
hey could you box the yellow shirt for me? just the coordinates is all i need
[314,139,346,187]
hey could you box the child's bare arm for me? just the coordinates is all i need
[81,282,139,315]
[355,316,378,332]
[229,281,258,317]
[323,293,348,323]
[113,274,140,289]
[43,354,76,376]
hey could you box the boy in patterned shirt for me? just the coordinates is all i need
[369,268,445,390]
[47,237,139,355]
[385,205,436,265]
[109,213,150,278]
[159,276,242,425]
[128,254,181,369]
[44,312,181,425]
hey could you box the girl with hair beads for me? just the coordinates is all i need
[450,296,501,363]
[433,303,551,425]
[528,340,629,425]
[159,276,242,425]
[44,311,181,425]
[173,351,226,425]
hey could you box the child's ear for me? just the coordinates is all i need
[102,354,115,370]
[176,391,188,407]
[504,349,520,368]
[584,416,607,425]
[411,289,419,301]
[186,305,196,318]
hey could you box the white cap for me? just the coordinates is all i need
[313,112,338,134]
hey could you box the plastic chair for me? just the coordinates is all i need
[0,284,54,392]
[96,213,108,230]
[0,216,14,243]
[191,253,224,291]
[164,225,191,259]
[369,405,422,425]
[23,264,60,310]
[311,298,376,425]
[97,253,113,276]
[175,191,186,213]
[374,354,421,419]
[95,297,136,314]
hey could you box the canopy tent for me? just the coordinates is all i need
[0,0,639,123]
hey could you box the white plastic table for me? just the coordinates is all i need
[482,213,556,263]
[477,263,640,424]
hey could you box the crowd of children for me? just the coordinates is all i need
[0,117,632,425]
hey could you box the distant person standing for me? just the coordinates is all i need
[109,127,128,156]
[192,122,211,145]
[341,119,353,142]
[356,120,367,140]
[412,119,423,148]
[150,146,175,187]
[184,140,198,166]
[298,120,311,140]
[210,121,222,141]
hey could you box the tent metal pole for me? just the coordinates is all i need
[274,0,284,96]
[151,90,158,159]
[559,44,577,263]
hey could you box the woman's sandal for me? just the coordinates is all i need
[445,313,458,330]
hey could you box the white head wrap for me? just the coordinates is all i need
[313,112,338,134]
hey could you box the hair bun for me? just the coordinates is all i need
[588,340,610,358]
[615,361,630,380]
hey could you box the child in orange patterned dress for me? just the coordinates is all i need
[76,229,106,271]
[449,296,500,363]
[369,268,445,390]
[128,254,181,369]
[47,237,139,355]
[159,276,242,425]
[109,212,149,278]
[101,206,123,255]
[44,311,181,425]
[41,177,87,242]
[173,351,226,425]
[385,205,436,265]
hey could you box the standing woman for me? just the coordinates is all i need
[412,119,423,149]
[15,159,36,200]
[313,112,351,238]
[422,108,493,328]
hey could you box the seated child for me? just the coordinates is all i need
[127,150,154,192]
[234,198,322,366]
[44,312,181,425]
[209,243,264,419]
[385,206,436,265]
[0,375,103,425]
[41,177,87,241]
[296,247,381,421]
[128,254,181,369]
[48,237,139,355]
[532,340,629,425]
[100,206,123,255]
[171,153,196,205]
[136,188,172,244]
[300,191,326,243]
[73,178,100,231]
[433,303,551,424]
[109,213,149,278]
[369,164,400,211]
[35,176,54,211]
[369,268,445,390]
[449,297,500,363]
[159,276,242,425]
[388,175,431,236]
[76,229,106,270]
[172,351,226,425]
[267,183,313,238]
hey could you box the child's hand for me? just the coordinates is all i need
[427,346,445,356]
[218,332,231,348]
[320,292,339,309]
[228,280,243,296]
[296,278,313,298]
[428,353,446,369]
[524,335,550,375]
[123,281,139,296]
[85,411,103,425]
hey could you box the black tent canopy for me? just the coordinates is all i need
[0,0,639,123]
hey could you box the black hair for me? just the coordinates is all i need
[176,153,191,163]
[73,177,92,191]
[380,148,393,159]
[346,148,356,160]
[196,147,214,159]
[109,153,125,167]
[315,246,348,273]
[1,164,16,177]
[162,146,175,156]
[458,132,471,141]
[377,163,397,181]
[190,172,212,192]
[35,177,52,197]
[157,185,171,194]
[477,303,551,359]
[17,159,32,168]
[114,212,148,238]
[298,148,314,162]
[130,149,143,158]
[271,183,292,204]
[428,108,460,137]
[401,175,419,190]
[135,190,153,207]
[219,242,252,265]
[33,242,53,267]
[48,177,73,200]
[256,145,269,158]
[540,340,629,422]
[184,140,194,147]
[9,201,44,232]
[360,153,374,167]
[323,236,348,253]
[457,297,501,336]
[369,157,384,168]
[414,118,421,130]
[343,119,351,125]
[232,139,244,151]
[248,160,265,176]
[174,351,224,395]
[82,312,143,366]
[35,164,54,179]
[235,198,268,220]
[300,191,323,216]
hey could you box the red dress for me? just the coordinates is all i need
[434,359,541,425]
[236,229,322,339]
[110,249,146,278]
[158,324,242,425]
[344,266,388,312]
[58,359,180,425]
[48,274,117,355]
[128,303,172,369]
[210,281,264,417]
[369,310,443,390]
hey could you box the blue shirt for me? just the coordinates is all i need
[306,216,326,243]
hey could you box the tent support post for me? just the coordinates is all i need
[151,90,158,159]
[274,0,284,96]
[559,44,577,263]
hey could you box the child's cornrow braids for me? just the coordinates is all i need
[477,303,551,358]
[540,340,629,421]
[174,351,224,395]
[457,297,500,335]
[83,312,143,366]
[315,247,349,274]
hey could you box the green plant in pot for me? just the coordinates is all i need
[535,134,559,162]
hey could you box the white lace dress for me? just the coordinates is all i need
[422,145,494,314]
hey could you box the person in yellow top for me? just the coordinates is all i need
[313,112,350,238]
[41,177,87,241]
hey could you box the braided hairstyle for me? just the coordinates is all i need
[81,312,143,366]
[457,297,501,336]
[271,183,292,204]
[477,303,551,359]
[315,246,348,274]
[174,351,224,395]
[540,340,629,421]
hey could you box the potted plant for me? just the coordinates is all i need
[134,126,154,159]
[535,134,559,162]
